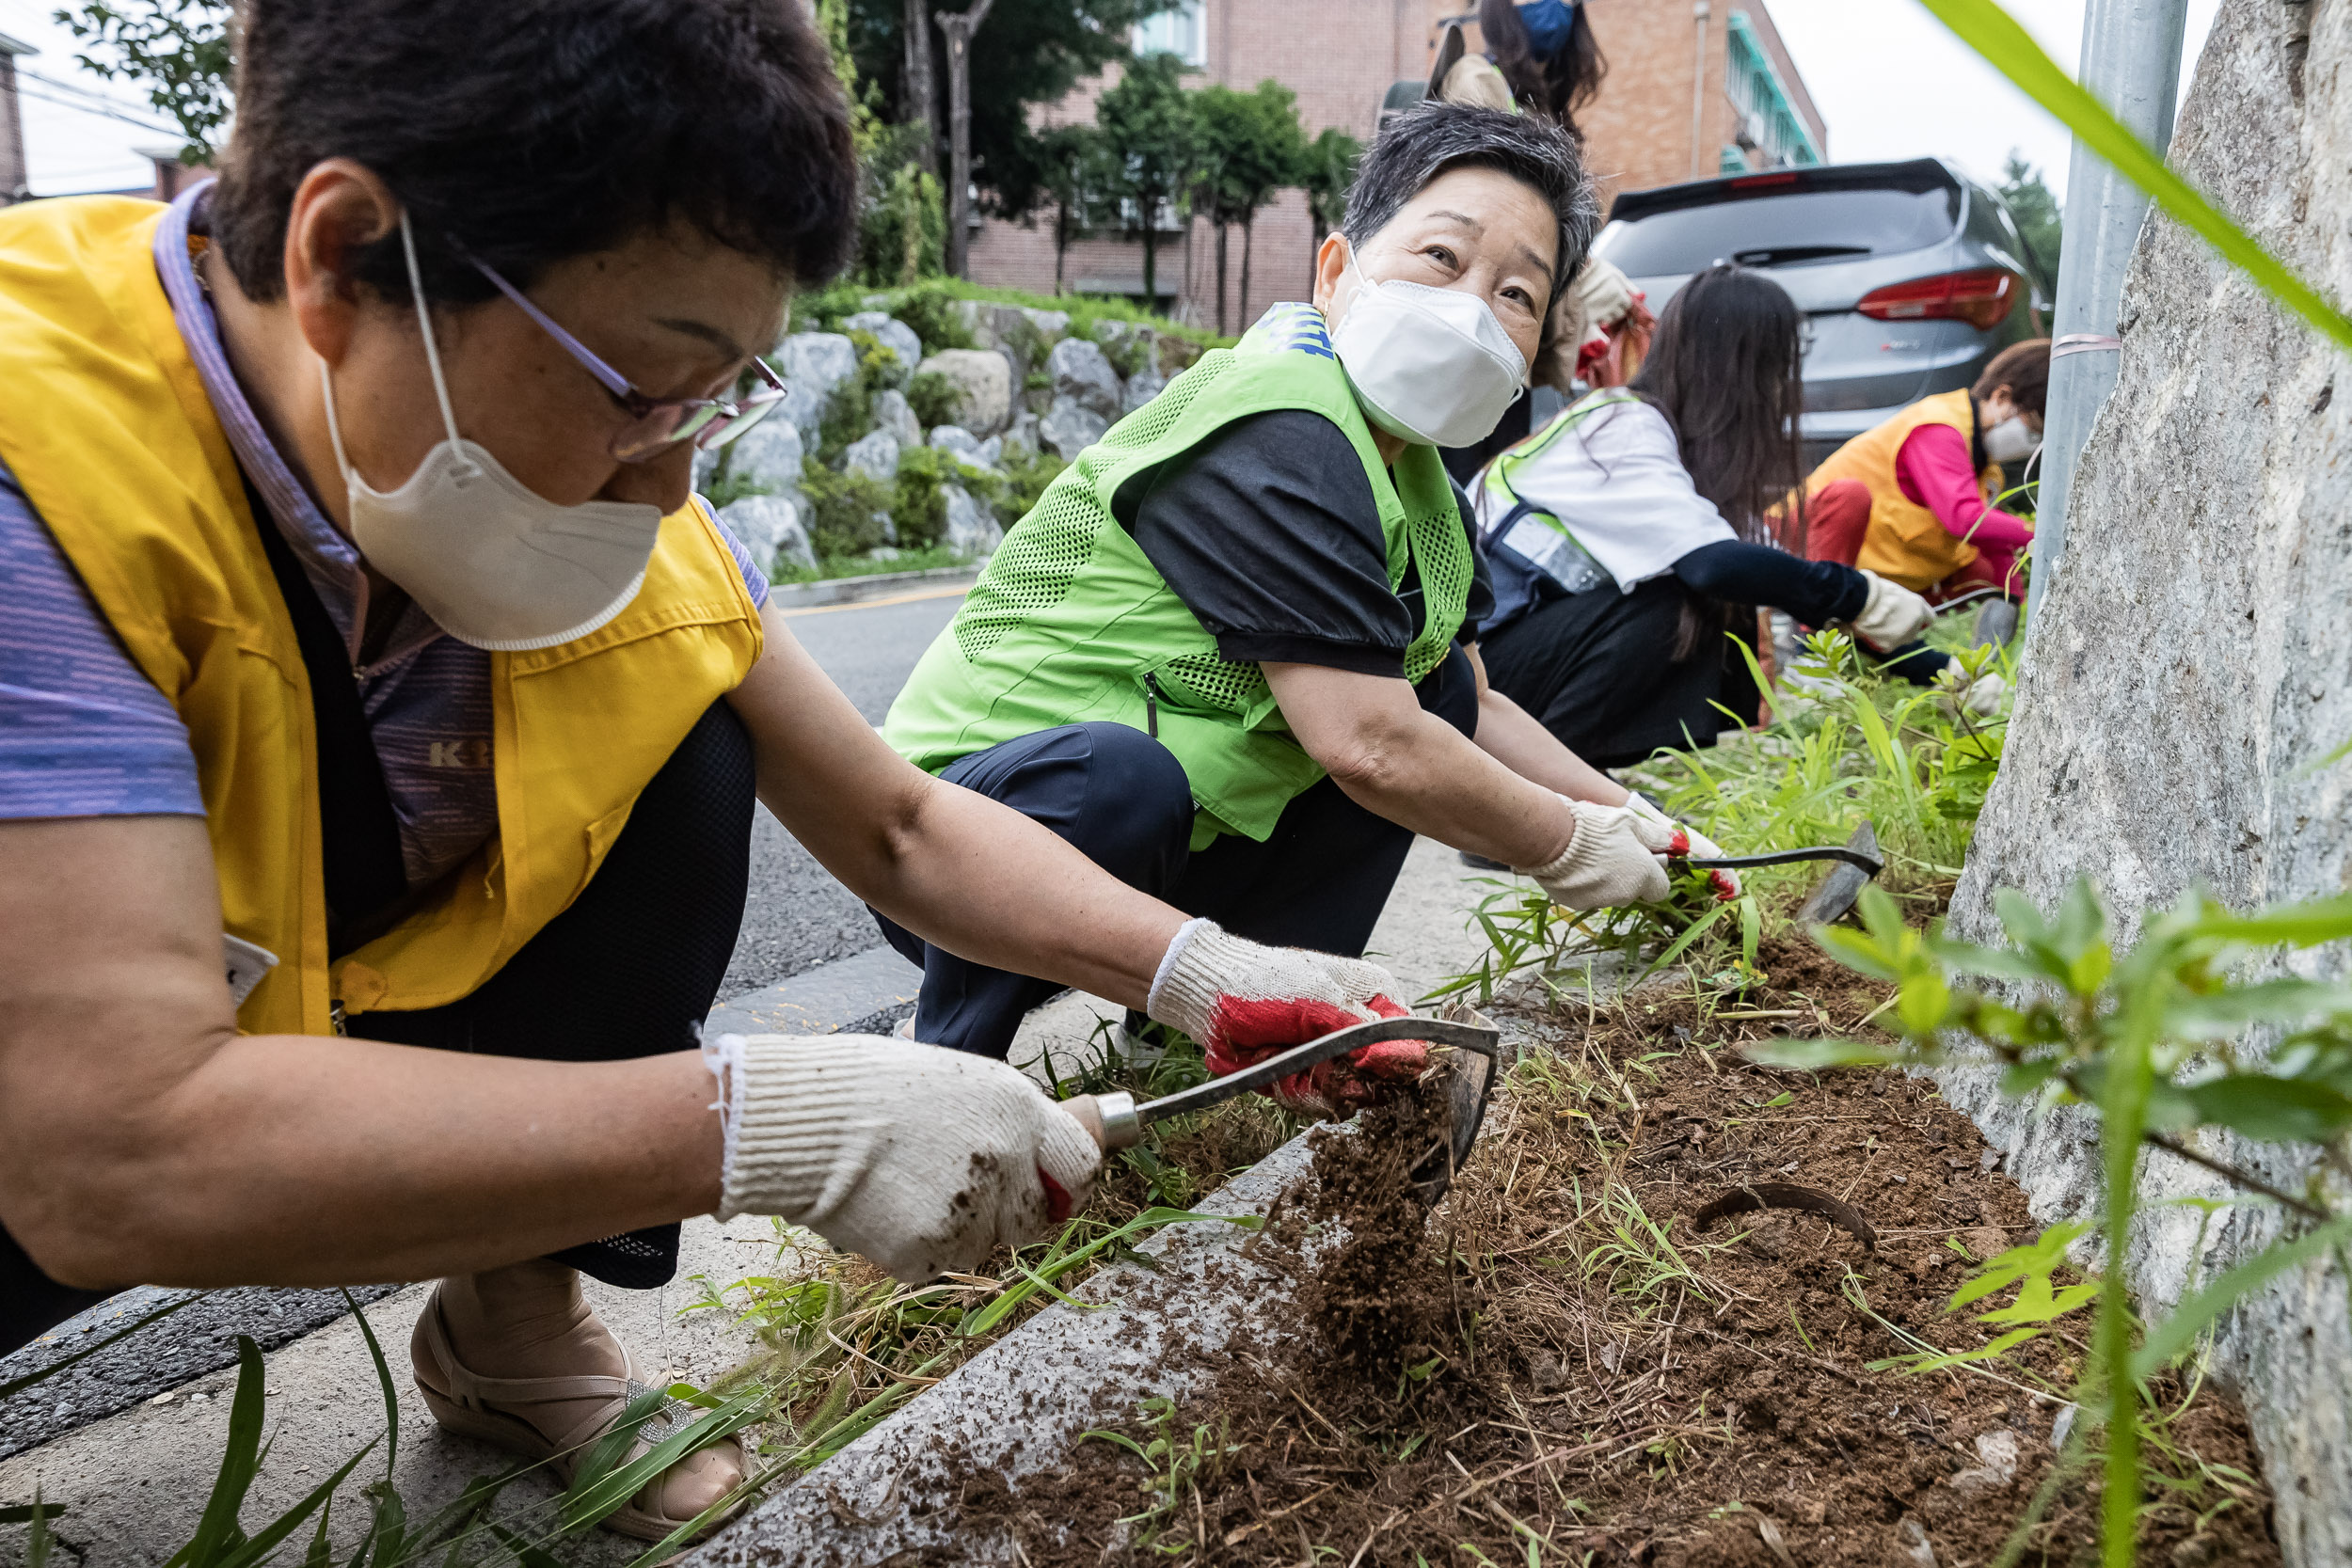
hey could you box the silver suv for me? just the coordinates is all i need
[1590,158,2045,470]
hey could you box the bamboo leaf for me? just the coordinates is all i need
[213,1439,378,1568]
[167,1337,269,1567]
[2181,1075,2352,1143]
[1917,0,2352,357]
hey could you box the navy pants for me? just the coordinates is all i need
[874,646,1480,1058]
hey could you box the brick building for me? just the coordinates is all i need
[968,0,1825,330]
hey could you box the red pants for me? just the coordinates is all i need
[1803,478,2023,602]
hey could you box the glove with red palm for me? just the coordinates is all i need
[1147,919,1428,1118]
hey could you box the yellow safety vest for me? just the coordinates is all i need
[1805,388,2004,592]
[0,197,764,1036]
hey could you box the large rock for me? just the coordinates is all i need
[942,485,1003,557]
[1121,364,1167,415]
[841,428,900,483]
[721,416,803,503]
[842,310,924,386]
[916,349,1012,437]
[1001,409,1040,460]
[870,388,923,451]
[928,423,1001,474]
[949,300,1070,382]
[1944,6,2352,1562]
[1038,395,1108,461]
[776,331,861,450]
[718,493,816,575]
[1047,337,1123,420]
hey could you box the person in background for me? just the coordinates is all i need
[1473,265,1997,775]
[879,104,1746,1069]
[1476,0,1608,130]
[1802,339,2049,607]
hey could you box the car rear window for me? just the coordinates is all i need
[1596,186,1961,277]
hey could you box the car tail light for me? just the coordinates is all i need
[1856,268,2021,329]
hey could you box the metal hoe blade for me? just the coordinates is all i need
[1792,820,1883,927]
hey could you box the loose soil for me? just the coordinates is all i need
[937,933,2280,1566]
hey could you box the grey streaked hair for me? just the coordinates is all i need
[1341,101,1599,305]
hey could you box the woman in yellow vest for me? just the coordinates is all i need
[0,1,1478,1539]
[1802,340,2050,606]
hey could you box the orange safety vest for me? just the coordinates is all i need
[0,196,765,1036]
[1805,388,2005,592]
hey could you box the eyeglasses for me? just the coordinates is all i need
[462,248,787,464]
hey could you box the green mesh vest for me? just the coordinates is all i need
[882,302,1473,847]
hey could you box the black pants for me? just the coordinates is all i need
[1479,579,1762,769]
[874,646,1480,1058]
[0,700,755,1354]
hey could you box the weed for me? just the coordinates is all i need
[1080,1396,1242,1555]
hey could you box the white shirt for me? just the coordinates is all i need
[1473,394,1736,594]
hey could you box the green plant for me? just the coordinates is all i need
[798,457,895,559]
[56,0,233,161]
[890,445,951,551]
[1754,879,2352,1568]
[1080,1396,1242,1555]
[905,370,961,429]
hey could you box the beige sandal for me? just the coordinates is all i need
[410,1289,743,1543]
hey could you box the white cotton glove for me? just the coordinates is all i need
[704,1033,1101,1283]
[1849,569,1934,652]
[1148,919,1427,1117]
[1935,666,2009,718]
[1517,795,1674,910]
[1627,792,1740,900]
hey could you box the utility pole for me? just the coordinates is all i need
[2026,0,2189,627]
[904,0,939,178]
[936,0,996,278]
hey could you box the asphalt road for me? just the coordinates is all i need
[722,585,965,1001]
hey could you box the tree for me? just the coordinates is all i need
[1220,82,1308,330]
[1299,126,1363,272]
[1036,125,1110,291]
[843,0,1171,232]
[1998,149,2063,294]
[900,0,938,177]
[1095,52,1197,309]
[934,0,997,278]
[55,0,233,163]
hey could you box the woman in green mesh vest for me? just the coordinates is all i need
[881,103,1746,1085]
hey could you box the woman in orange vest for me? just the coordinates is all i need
[0,0,1465,1538]
[1802,340,2050,604]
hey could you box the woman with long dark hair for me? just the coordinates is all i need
[1475,0,1608,130]
[1471,265,1979,768]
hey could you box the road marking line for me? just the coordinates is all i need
[778,583,973,618]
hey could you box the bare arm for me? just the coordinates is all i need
[1260,653,1627,866]
[725,603,1184,1010]
[0,814,724,1291]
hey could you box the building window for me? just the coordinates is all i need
[1133,0,1207,67]
[1724,12,1821,168]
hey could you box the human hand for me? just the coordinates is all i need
[1148,919,1427,1118]
[1628,793,1740,899]
[1518,795,1675,910]
[1935,665,2008,718]
[704,1033,1100,1282]
[1850,570,1934,652]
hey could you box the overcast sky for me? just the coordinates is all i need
[4,0,2227,200]
[1768,0,2223,200]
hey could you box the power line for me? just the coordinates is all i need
[13,63,186,135]
[11,81,183,137]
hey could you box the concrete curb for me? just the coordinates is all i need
[767,565,979,610]
[687,1131,1327,1568]
[707,942,923,1039]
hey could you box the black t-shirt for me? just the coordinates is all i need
[1110,409,1494,680]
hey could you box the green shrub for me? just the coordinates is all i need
[890,446,950,552]
[700,463,772,512]
[797,277,1230,359]
[856,164,944,289]
[1093,328,1151,381]
[953,448,1069,532]
[798,457,894,559]
[906,370,961,430]
[816,329,909,462]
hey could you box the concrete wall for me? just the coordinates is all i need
[1942,2,2352,1562]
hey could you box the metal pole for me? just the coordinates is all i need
[2026,0,2189,627]
[1690,3,1712,179]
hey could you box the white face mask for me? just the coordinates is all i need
[1327,245,1529,449]
[1981,415,2040,464]
[318,212,664,652]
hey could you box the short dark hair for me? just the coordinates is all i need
[1974,339,2052,417]
[212,0,858,307]
[1341,102,1597,304]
